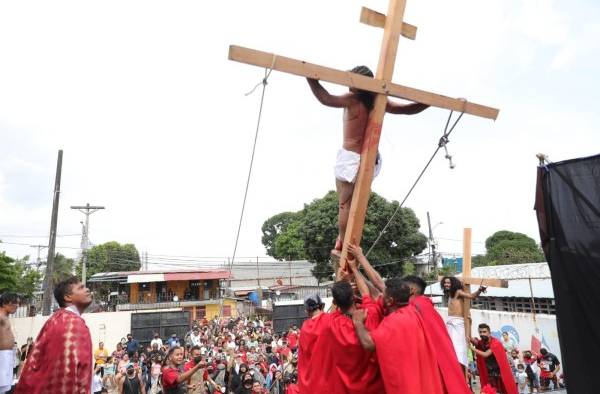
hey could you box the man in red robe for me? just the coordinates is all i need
[353,277,445,394]
[403,275,472,394]
[16,276,93,394]
[297,293,334,392]
[471,323,518,394]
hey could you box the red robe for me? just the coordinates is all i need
[411,295,471,394]
[15,308,92,394]
[298,312,336,393]
[298,295,384,394]
[370,304,445,394]
[326,295,384,394]
[475,337,518,394]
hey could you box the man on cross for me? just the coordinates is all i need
[440,276,487,371]
[307,67,429,257]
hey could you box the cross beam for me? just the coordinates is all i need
[229,46,499,120]
[229,0,499,274]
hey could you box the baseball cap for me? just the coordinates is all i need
[304,294,324,311]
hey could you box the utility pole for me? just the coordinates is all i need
[30,244,48,268]
[42,150,63,316]
[427,212,434,270]
[256,257,262,305]
[288,257,292,285]
[71,203,105,285]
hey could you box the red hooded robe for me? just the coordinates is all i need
[326,294,384,394]
[15,308,92,394]
[475,336,518,394]
[298,312,336,393]
[411,295,471,394]
[370,304,445,394]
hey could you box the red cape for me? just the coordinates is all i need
[475,337,517,394]
[411,295,471,394]
[15,308,92,394]
[371,304,445,394]
[297,296,384,394]
[298,312,339,393]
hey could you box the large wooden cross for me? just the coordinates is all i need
[229,1,499,273]
[460,228,508,363]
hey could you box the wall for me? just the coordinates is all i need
[205,299,237,319]
[437,307,562,362]
[10,311,133,352]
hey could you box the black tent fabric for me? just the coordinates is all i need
[535,153,600,394]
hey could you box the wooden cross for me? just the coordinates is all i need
[460,228,508,361]
[228,1,500,273]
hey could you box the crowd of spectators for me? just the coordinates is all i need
[89,316,299,394]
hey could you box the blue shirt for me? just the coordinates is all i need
[126,338,139,353]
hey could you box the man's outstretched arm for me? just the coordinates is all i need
[386,99,429,115]
[348,257,370,298]
[307,78,356,108]
[457,286,487,300]
[352,309,376,352]
[348,244,385,292]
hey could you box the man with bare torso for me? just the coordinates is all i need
[307,65,429,258]
[440,276,486,371]
[0,293,20,393]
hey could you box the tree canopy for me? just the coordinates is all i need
[81,241,141,282]
[0,252,42,297]
[473,230,545,267]
[261,191,427,281]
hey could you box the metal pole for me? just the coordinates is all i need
[288,257,292,285]
[42,150,63,316]
[256,257,261,287]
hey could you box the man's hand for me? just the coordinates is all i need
[347,244,364,262]
[352,308,367,324]
[347,255,359,272]
[478,286,487,294]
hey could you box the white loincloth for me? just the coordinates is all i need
[446,316,468,367]
[0,349,15,393]
[334,148,382,183]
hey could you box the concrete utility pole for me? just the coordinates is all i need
[42,150,63,316]
[71,203,105,285]
[30,244,48,268]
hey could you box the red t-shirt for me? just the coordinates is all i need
[183,360,209,380]
[161,366,181,389]
[287,332,299,349]
[277,347,291,359]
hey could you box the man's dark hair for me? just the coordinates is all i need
[53,276,80,308]
[403,275,427,295]
[349,65,375,110]
[190,345,201,353]
[440,276,463,298]
[0,292,20,307]
[332,281,354,311]
[384,278,411,304]
[478,323,491,331]
[540,348,548,355]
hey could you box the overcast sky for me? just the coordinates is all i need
[1,0,599,269]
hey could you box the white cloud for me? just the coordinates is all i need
[1,0,599,265]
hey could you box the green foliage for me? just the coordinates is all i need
[478,231,544,266]
[81,241,141,282]
[402,262,416,276]
[262,191,428,281]
[0,252,42,297]
[472,254,490,268]
[0,252,18,293]
[261,212,306,260]
[53,254,75,284]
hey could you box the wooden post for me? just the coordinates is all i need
[462,228,472,381]
[338,0,408,272]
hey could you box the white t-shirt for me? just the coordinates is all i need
[150,338,163,348]
[92,374,103,392]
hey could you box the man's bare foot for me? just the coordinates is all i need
[334,236,343,251]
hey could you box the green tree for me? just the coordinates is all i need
[12,257,42,297]
[0,251,18,293]
[261,212,305,260]
[81,241,141,282]
[479,231,544,266]
[262,191,428,281]
[53,253,75,284]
